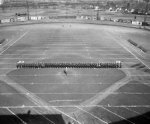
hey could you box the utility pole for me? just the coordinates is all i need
[34,0,38,16]
[1,0,5,12]
[26,0,30,20]
[95,6,100,20]
[96,9,100,20]
[143,0,149,25]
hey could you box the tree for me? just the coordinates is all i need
[144,0,150,3]
[127,2,130,10]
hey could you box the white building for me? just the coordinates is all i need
[0,0,4,5]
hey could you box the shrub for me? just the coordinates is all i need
[0,39,5,44]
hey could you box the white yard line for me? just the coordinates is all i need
[2,76,82,124]
[1,92,150,95]
[31,107,55,124]
[79,74,131,107]
[0,91,150,94]
[7,46,121,49]
[0,53,132,56]
[42,44,121,48]
[1,105,150,109]
[0,31,28,55]
[101,107,135,124]
[124,107,150,120]
[113,36,150,70]
[0,39,13,50]
[0,58,40,59]
[6,49,127,52]
[76,106,108,124]
[81,105,150,108]
[129,75,150,76]
[49,99,82,103]
[6,108,27,124]
[0,36,15,48]
[0,57,136,60]
[0,73,128,76]
[95,58,136,60]
[1,82,149,85]
[84,43,93,59]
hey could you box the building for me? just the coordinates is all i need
[0,0,4,5]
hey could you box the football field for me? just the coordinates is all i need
[0,23,150,124]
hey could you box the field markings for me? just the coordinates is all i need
[49,99,82,103]
[81,105,150,108]
[0,61,141,65]
[7,46,122,49]
[101,107,135,124]
[1,105,150,109]
[113,35,150,70]
[31,107,56,124]
[94,32,150,122]
[76,106,109,124]
[5,49,128,52]
[0,53,132,56]
[6,107,27,124]
[81,38,103,60]
[0,57,137,60]
[1,82,150,85]
[39,31,57,60]
[124,107,150,120]
[73,72,131,114]
[1,76,82,124]
[71,32,139,120]
[0,31,29,55]
[0,73,131,76]
[113,35,150,88]
[1,92,150,95]
[119,43,150,70]
[1,29,148,123]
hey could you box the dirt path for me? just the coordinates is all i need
[72,68,131,116]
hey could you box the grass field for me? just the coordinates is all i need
[0,23,150,124]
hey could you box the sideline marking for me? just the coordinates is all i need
[0,31,28,55]
[31,107,55,124]
[114,36,150,70]
[6,108,27,124]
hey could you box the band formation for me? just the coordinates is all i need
[16,61,122,69]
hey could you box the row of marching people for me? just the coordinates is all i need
[16,62,122,69]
